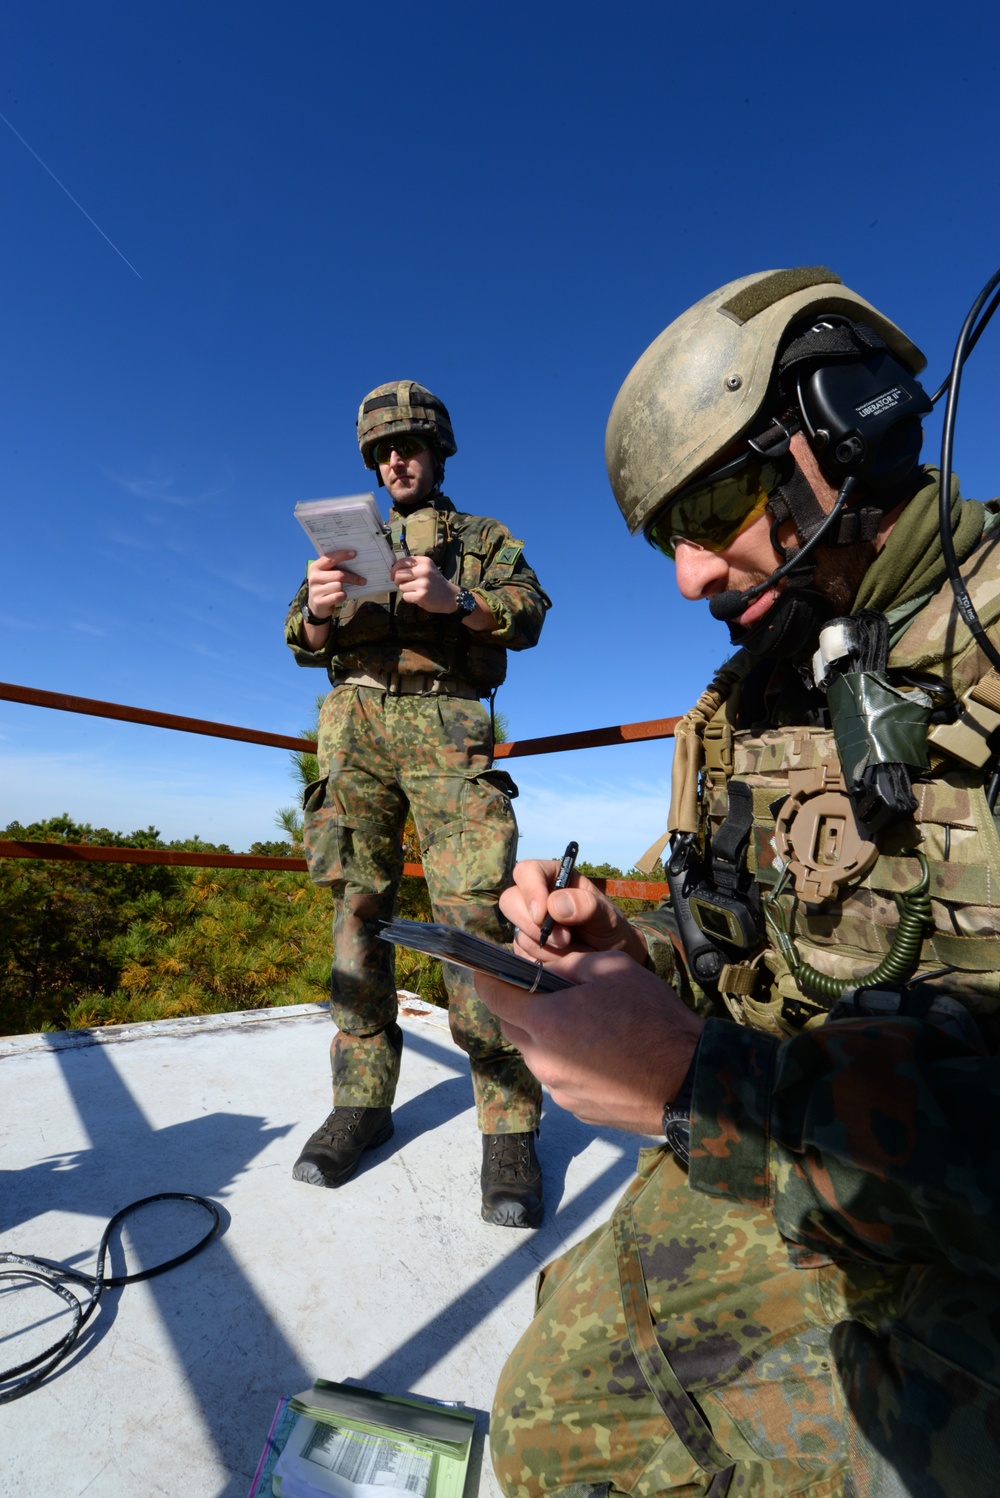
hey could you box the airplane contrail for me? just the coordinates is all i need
[0,109,142,280]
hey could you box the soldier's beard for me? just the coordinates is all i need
[724,537,880,661]
[811,539,880,615]
[731,537,879,618]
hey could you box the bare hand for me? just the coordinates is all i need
[308,550,366,615]
[390,555,460,613]
[475,948,703,1134]
[500,859,649,966]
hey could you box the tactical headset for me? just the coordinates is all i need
[710,275,1000,662]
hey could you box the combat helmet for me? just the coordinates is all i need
[357,380,457,470]
[606,267,926,538]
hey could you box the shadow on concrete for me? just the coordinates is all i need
[0,1037,312,1498]
[3,1020,646,1496]
[361,1075,642,1403]
[399,1021,642,1220]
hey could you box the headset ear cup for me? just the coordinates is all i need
[867,415,926,489]
[796,352,932,491]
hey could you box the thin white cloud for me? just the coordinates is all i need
[103,529,155,552]
[510,763,672,872]
[103,465,232,509]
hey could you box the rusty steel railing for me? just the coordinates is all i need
[0,679,675,899]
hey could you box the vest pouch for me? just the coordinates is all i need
[301,776,344,887]
[395,507,450,562]
[460,636,508,689]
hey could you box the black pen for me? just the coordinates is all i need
[538,841,579,948]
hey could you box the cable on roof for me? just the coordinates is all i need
[0,1191,222,1403]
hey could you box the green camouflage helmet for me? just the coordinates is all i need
[605,267,927,536]
[357,380,458,468]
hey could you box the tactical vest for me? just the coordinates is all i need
[319,500,512,690]
[688,543,1000,1037]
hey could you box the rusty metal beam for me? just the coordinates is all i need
[0,840,310,871]
[0,680,677,760]
[0,841,667,901]
[0,681,314,753]
[494,717,678,758]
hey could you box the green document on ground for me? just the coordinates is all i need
[252,1380,475,1498]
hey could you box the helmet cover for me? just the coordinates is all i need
[357,380,457,469]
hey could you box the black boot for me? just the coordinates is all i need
[292,1106,393,1188]
[481,1130,543,1228]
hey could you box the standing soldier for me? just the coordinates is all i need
[285,380,551,1227]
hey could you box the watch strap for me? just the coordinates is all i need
[661,1039,701,1168]
[301,601,333,626]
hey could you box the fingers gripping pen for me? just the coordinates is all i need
[538,842,579,948]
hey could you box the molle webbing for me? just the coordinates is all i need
[669,654,750,836]
[711,781,755,892]
[636,653,748,874]
[928,669,1000,768]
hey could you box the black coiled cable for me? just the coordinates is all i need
[764,852,932,1003]
[0,1191,222,1403]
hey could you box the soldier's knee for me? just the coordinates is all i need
[345,892,388,922]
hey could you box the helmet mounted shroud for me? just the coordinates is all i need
[357,380,457,488]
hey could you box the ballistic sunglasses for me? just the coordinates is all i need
[646,451,786,560]
[372,435,429,465]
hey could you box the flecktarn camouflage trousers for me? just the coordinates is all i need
[491,1143,1000,1497]
[303,685,541,1133]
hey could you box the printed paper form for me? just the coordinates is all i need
[294,492,398,599]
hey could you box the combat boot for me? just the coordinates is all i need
[481,1130,543,1228]
[291,1105,393,1188]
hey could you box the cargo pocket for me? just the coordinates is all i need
[453,767,519,894]
[302,776,344,887]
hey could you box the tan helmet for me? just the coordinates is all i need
[605,267,927,537]
[356,380,457,469]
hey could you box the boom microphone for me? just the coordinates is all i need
[709,577,775,622]
[706,478,855,623]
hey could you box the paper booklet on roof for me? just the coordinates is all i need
[247,1381,475,1498]
[294,494,397,599]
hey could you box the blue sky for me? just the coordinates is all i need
[2,2,999,869]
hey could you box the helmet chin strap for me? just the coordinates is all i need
[724,584,835,660]
[709,476,862,617]
[709,477,857,653]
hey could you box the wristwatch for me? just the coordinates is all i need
[301,601,333,626]
[453,588,477,616]
[661,1042,700,1168]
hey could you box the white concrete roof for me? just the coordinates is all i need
[0,1003,648,1498]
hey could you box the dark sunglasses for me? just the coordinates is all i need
[646,451,786,560]
[373,435,429,465]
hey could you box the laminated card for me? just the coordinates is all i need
[294,493,397,600]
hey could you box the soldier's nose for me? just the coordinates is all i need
[673,542,728,602]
